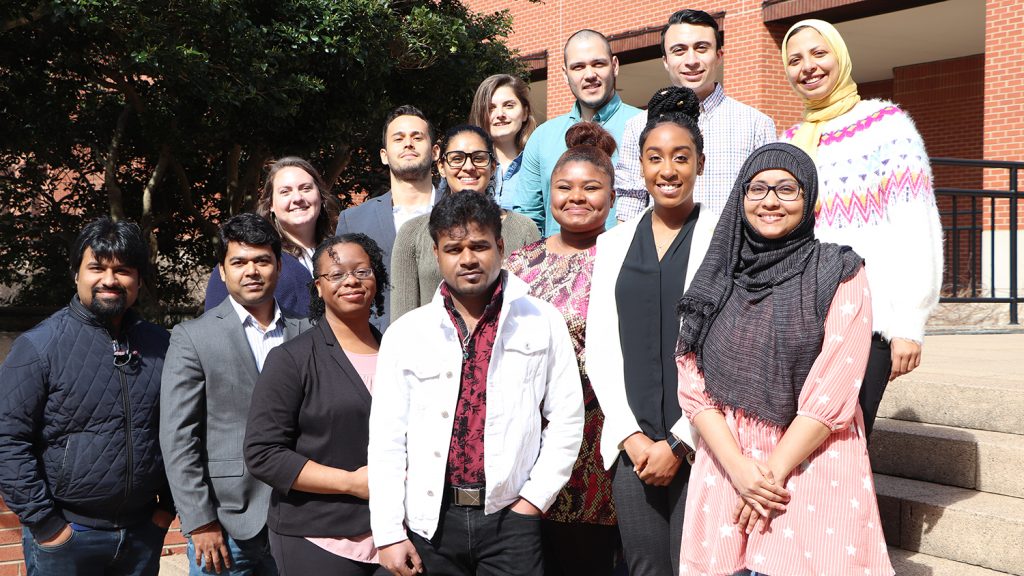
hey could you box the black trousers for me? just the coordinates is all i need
[859,334,893,439]
[409,502,544,576]
[611,453,687,576]
[540,519,618,576]
[267,530,388,576]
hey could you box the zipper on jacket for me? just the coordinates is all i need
[118,364,133,509]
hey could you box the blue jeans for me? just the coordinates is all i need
[22,520,166,576]
[186,526,278,576]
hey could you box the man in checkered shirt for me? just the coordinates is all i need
[615,9,777,220]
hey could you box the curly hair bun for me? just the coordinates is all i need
[564,121,617,158]
[647,86,701,122]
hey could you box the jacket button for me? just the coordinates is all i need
[446,371,453,379]
[434,451,441,458]
[427,490,434,497]
[441,411,449,418]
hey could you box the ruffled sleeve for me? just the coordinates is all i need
[796,267,873,431]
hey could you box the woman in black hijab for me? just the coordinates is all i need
[674,143,893,576]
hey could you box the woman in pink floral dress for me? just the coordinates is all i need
[674,143,893,576]
[505,122,618,576]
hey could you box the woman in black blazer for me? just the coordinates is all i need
[244,233,390,576]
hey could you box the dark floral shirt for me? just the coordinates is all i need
[441,273,505,487]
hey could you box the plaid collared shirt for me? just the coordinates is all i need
[614,84,777,220]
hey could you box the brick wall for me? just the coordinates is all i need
[983,0,1024,232]
[463,0,800,125]
[0,497,186,573]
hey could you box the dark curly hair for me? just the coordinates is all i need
[638,86,704,155]
[552,122,618,185]
[307,233,390,321]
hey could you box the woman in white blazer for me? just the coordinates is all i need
[586,87,718,576]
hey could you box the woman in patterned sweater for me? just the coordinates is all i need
[780,19,943,437]
[505,121,618,576]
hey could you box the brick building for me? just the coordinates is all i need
[465,0,1023,298]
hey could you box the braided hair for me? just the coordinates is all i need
[638,86,704,154]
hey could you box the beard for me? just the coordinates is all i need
[390,156,433,182]
[88,287,128,321]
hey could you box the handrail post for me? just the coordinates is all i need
[1010,166,1019,324]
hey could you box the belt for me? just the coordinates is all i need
[448,485,485,507]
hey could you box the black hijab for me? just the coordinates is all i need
[675,143,862,427]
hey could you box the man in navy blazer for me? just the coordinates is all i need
[335,104,439,332]
[161,214,310,575]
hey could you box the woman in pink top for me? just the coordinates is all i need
[674,143,893,576]
[245,233,390,575]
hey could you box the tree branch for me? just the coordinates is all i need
[140,146,172,229]
[172,158,220,240]
[2,5,49,33]
[104,103,134,220]
[325,143,353,191]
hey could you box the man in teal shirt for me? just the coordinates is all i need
[509,29,641,237]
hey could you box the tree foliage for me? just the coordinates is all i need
[0,0,522,315]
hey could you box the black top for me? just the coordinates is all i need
[243,320,377,538]
[615,208,700,441]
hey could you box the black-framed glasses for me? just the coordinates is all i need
[443,150,494,168]
[743,181,803,202]
[315,268,374,284]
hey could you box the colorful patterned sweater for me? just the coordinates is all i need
[782,99,943,343]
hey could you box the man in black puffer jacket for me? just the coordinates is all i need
[0,217,174,576]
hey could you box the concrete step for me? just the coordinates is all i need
[870,418,1024,499]
[888,547,1012,576]
[876,334,1024,435]
[874,474,1024,574]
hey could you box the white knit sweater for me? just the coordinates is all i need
[782,99,943,343]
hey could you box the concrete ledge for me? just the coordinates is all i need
[888,547,1012,576]
[875,474,1024,574]
[871,418,1024,499]
[878,378,1024,435]
[160,553,188,575]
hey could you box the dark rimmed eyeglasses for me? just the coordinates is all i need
[743,182,803,202]
[442,150,494,169]
[315,268,374,284]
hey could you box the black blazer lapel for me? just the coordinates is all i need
[316,321,373,410]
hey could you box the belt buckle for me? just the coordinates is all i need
[452,486,483,507]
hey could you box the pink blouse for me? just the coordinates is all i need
[677,269,893,576]
[305,350,379,564]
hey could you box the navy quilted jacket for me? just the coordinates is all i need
[0,297,173,541]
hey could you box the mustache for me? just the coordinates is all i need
[92,285,126,297]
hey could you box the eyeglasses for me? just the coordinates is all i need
[743,182,803,202]
[443,150,494,169]
[315,268,374,284]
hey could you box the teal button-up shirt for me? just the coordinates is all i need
[508,94,641,237]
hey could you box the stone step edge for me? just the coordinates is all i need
[888,546,1012,576]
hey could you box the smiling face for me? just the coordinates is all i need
[380,114,439,181]
[488,85,527,147]
[433,221,504,301]
[563,35,619,112]
[270,166,322,234]
[76,247,140,321]
[550,160,613,236]
[641,122,703,213]
[662,23,721,100]
[438,131,495,195]
[743,169,806,240]
[219,241,280,311]
[315,242,377,322]
[785,27,839,101]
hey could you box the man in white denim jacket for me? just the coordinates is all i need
[369,192,584,576]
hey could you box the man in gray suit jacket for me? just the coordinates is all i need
[335,104,439,333]
[161,214,310,575]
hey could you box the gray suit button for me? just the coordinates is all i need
[427,490,434,497]
[441,411,449,418]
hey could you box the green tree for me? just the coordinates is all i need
[0,0,522,317]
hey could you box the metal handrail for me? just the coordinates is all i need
[931,157,1020,324]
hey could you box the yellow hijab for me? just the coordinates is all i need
[782,20,861,159]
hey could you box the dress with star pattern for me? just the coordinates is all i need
[677,268,893,576]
